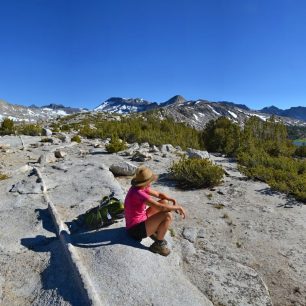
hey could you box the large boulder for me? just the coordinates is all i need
[139,142,150,150]
[131,150,152,162]
[109,161,137,176]
[182,227,198,243]
[160,144,175,154]
[121,143,140,156]
[38,153,56,164]
[54,150,67,159]
[149,145,160,153]
[186,148,210,159]
[42,128,52,137]
[0,144,10,150]
[56,133,71,143]
[0,144,11,153]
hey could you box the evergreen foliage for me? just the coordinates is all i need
[71,135,81,143]
[40,137,53,143]
[295,145,306,158]
[17,124,42,136]
[0,118,14,135]
[105,136,127,153]
[0,172,9,180]
[202,115,306,202]
[238,116,295,157]
[59,113,203,150]
[236,116,306,202]
[169,156,224,189]
[202,117,240,156]
[287,125,306,140]
[238,151,306,202]
[0,118,42,136]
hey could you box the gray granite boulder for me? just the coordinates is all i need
[149,145,160,153]
[160,144,175,154]
[54,150,67,159]
[131,150,152,162]
[38,153,56,164]
[56,133,71,143]
[187,148,210,159]
[182,227,198,243]
[121,143,140,156]
[109,161,137,176]
[139,142,150,150]
[42,128,52,137]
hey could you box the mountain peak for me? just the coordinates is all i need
[260,105,283,115]
[42,103,66,109]
[161,95,186,106]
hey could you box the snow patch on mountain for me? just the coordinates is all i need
[207,105,221,116]
[228,110,238,119]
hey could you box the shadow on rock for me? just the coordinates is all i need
[89,150,109,155]
[35,208,57,233]
[256,187,304,207]
[155,173,179,188]
[256,187,283,197]
[20,209,87,306]
[71,226,148,251]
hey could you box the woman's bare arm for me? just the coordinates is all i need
[146,197,186,219]
[147,188,177,205]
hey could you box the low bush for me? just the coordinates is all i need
[295,145,306,158]
[0,172,9,180]
[40,137,53,143]
[0,118,14,135]
[71,135,81,143]
[60,113,203,150]
[105,136,127,153]
[17,124,42,136]
[238,151,306,202]
[169,156,224,189]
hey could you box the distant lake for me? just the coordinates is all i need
[293,140,306,147]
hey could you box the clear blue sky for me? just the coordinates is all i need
[0,0,306,110]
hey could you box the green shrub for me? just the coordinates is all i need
[105,136,127,153]
[17,124,42,136]
[295,145,306,158]
[71,135,81,143]
[202,117,240,156]
[50,122,60,132]
[58,113,203,150]
[40,137,53,143]
[0,118,15,135]
[61,124,71,132]
[169,156,224,189]
[0,172,9,180]
[238,151,306,202]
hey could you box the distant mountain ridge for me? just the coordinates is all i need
[94,95,306,125]
[0,100,86,122]
[1,96,306,128]
[260,106,306,121]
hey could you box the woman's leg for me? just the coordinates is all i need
[146,199,168,218]
[145,211,173,240]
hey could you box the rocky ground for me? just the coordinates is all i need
[0,134,305,306]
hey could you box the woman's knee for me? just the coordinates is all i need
[165,211,173,222]
[158,199,169,205]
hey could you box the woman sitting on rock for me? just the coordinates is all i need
[124,165,186,256]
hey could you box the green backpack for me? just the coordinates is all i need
[70,192,124,232]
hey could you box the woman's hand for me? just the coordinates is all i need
[168,197,177,205]
[160,193,176,205]
[173,205,186,219]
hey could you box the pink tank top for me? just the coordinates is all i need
[124,186,151,229]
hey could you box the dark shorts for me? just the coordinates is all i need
[127,221,147,241]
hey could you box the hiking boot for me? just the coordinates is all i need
[149,240,170,256]
[150,234,167,244]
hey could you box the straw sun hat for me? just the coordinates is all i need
[131,166,158,187]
